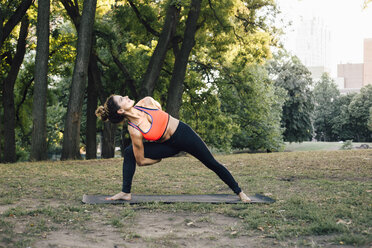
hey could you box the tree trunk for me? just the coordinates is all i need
[2,17,29,163]
[166,0,201,118]
[101,122,117,158]
[31,0,50,161]
[0,107,2,162]
[85,52,100,159]
[139,3,180,98]
[61,0,96,160]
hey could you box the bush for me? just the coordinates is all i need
[340,140,353,150]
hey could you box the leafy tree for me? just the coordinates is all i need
[348,85,372,141]
[331,93,357,141]
[313,73,340,141]
[179,0,282,151]
[95,0,280,153]
[2,17,29,163]
[217,64,285,152]
[61,0,97,160]
[1,0,282,161]
[0,0,34,162]
[268,52,314,143]
[180,71,237,151]
[368,107,372,131]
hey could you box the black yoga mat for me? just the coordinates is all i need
[82,193,275,204]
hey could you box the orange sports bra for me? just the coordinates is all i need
[128,106,170,141]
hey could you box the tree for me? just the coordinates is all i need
[348,85,372,141]
[331,93,357,141]
[61,0,97,160]
[217,64,285,152]
[368,107,372,131]
[313,73,340,141]
[31,0,50,161]
[268,52,314,142]
[139,1,180,98]
[2,17,29,163]
[0,0,33,162]
[166,0,201,118]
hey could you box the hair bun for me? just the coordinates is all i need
[95,105,109,121]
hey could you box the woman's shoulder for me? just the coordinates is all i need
[136,97,161,110]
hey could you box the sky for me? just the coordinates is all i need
[276,0,372,76]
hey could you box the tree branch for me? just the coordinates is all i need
[111,51,139,99]
[96,55,109,67]
[127,0,160,36]
[0,0,34,48]
[207,0,244,42]
[16,76,33,121]
[59,0,80,28]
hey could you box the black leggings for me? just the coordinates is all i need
[122,121,242,195]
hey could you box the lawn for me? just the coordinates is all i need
[284,142,372,152]
[0,150,371,247]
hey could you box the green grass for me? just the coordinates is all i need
[0,150,371,247]
[284,141,372,151]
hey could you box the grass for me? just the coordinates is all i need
[0,149,371,247]
[284,141,372,151]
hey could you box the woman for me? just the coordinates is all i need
[96,95,251,202]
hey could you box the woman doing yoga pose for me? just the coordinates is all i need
[95,95,251,202]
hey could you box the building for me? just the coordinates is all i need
[294,17,332,78]
[364,38,372,86]
[337,38,372,93]
[337,63,364,89]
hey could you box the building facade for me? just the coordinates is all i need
[337,38,372,92]
[294,17,332,72]
[364,38,372,86]
[337,63,364,89]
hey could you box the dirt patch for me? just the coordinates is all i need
[0,204,18,215]
[33,210,269,248]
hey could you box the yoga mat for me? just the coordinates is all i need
[82,193,275,204]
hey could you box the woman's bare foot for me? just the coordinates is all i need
[239,192,251,203]
[106,192,132,201]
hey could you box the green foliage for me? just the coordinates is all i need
[348,85,372,142]
[330,93,357,141]
[181,74,237,151]
[340,140,353,150]
[312,84,372,142]
[217,64,285,152]
[268,52,314,143]
[47,102,66,154]
[313,73,340,141]
[368,107,372,131]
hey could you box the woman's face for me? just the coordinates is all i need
[113,95,135,113]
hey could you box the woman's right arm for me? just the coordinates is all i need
[129,127,161,166]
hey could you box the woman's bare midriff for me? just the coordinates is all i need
[158,116,179,143]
